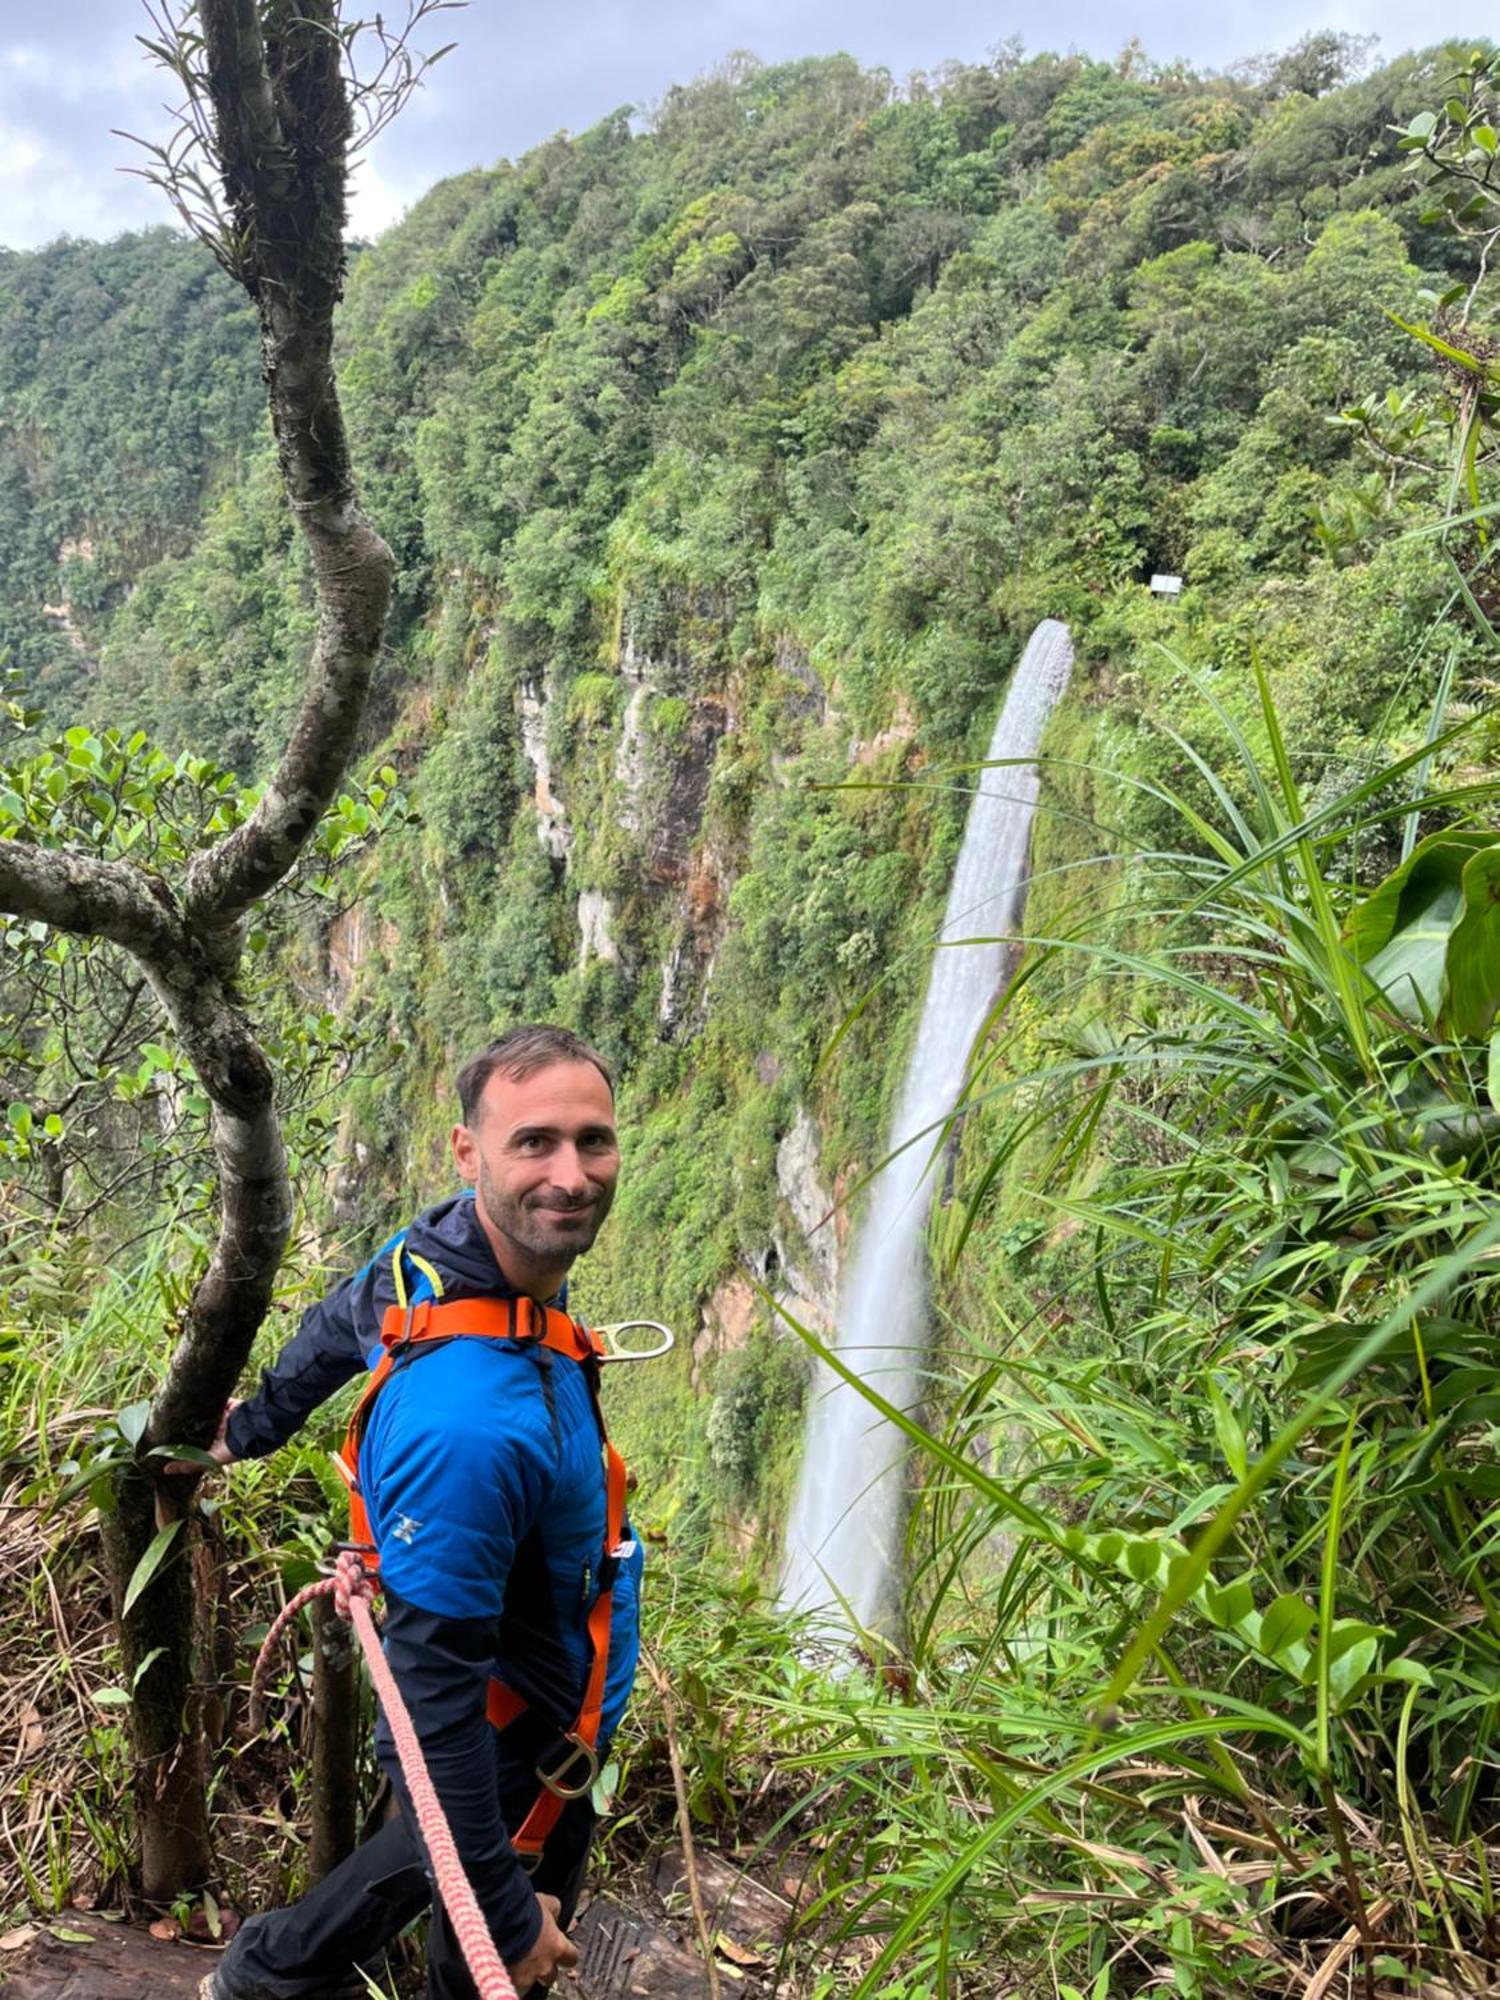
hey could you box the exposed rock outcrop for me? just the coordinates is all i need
[517,676,571,860]
[613,647,653,837]
[326,904,368,1006]
[41,537,98,663]
[612,637,731,882]
[330,1137,372,1230]
[577,887,620,968]
[325,902,398,1009]
[658,845,725,1036]
[774,631,826,724]
[775,1105,839,1317]
[691,1271,759,1391]
[850,691,917,767]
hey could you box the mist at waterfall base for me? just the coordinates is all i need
[779,620,1076,1639]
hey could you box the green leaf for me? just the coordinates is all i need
[1442,845,1500,1038]
[131,1646,167,1690]
[1260,1593,1316,1667]
[51,1451,123,1508]
[1326,1620,1383,1708]
[1346,830,1497,955]
[117,1400,151,1447]
[1385,310,1495,378]
[1347,830,1500,1022]
[146,1444,221,1469]
[1205,1375,1247,1480]
[1204,1576,1255,1629]
[1123,1537,1162,1583]
[121,1521,182,1620]
[91,1688,131,1709]
[1381,1657,1434,1687]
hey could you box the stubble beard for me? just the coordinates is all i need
[476,1159,611,1274]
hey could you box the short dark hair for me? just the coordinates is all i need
[455,1025,614,1124]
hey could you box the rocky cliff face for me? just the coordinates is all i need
[775,1106,838,1321]
[518,676,572,862]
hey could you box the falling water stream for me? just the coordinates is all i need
[779,619,1075,1636]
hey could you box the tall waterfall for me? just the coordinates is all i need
[779,619,1075,1635]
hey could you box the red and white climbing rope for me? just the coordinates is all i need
[251,1552,520,2000]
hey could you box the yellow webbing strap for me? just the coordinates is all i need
[389,1243,446,1310]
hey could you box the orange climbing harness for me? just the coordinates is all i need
[331,1270,646,1866]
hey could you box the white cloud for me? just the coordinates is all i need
[0,113,158,246]
[0,124,44,178]
[0,0,1490,251]
[345,147,416,244]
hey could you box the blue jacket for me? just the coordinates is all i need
[225,1192,643,1964]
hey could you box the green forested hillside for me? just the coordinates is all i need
[0,231,262,720]
[0,36,1493,1526]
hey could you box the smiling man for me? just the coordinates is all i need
[204,1024,640,2000]
[455,1045,619,1293]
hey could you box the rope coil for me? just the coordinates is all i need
[251,1552,521,2000]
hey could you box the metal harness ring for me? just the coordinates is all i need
[595,1319,675,1363]
[536,1732,600,1801]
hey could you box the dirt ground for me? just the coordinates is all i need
[0,1911,212,1998]
[0,1842,797,1998]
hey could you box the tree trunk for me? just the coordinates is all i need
[101,1473,213,1896]
[0,0,394,1904]
[308,1593,360,1882]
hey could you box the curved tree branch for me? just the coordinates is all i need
[182,509,392,948]
[183,0,393,955]
[0,835,289,1442]
[0,842,179,957]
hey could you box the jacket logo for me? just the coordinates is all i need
[392,1513,423,1545]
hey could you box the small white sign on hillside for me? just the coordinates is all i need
[1149,573,1183,596]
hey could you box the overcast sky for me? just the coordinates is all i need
[0,0,1488,252]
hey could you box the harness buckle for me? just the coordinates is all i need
[391,1297,428,1354]
[536,1731,599,1801]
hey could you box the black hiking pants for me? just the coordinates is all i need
[218,1754,593,1999]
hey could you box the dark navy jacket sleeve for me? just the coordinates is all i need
[222,1254,390,1460]
[377,1589,543,1967]
[222,1197,490,1463]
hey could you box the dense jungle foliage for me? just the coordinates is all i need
[2,27,1500,1996]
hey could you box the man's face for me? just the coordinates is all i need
[451,1060,620,1282]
